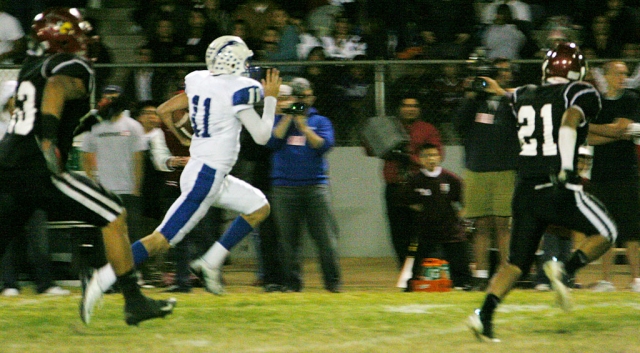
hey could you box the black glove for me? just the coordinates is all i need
[73,109,102,136]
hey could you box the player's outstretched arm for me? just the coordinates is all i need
[158,92,191,146]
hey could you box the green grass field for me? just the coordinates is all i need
[1,258,639,353]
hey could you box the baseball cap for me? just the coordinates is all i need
[290,77,311,96]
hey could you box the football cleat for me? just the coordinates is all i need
[467,309,500,343]
[543,258,572,312]
[80,269,105,325]
[190,258,224,295]
[125,297,177,326]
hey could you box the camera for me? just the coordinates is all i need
[471,62,498,93]
[282,102,307,115]
[467,50,498,93]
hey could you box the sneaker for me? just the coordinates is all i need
[124,296,177,326]
[43,286,70,296]
[534,283,550,292]
[190,258,223,295]
[543,259,572,312]
[592,280,616,292]
[631,278,640,293]
[466,309,500,343]
[80,269,105,325]
[1,288,19,297]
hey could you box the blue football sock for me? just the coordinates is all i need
[219,216,254,250]
[131,241,149,266]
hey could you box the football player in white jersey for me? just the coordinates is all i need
[81,36,281,321]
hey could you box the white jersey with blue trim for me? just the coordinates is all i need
[185,70,263,172]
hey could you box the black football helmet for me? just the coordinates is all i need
[541,42,586,82]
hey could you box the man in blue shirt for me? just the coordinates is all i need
[267,77,341,292]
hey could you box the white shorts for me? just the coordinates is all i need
[157,159,267,245]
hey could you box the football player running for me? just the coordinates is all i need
[466,42,617,342]
[82,36,281,320]
[0,8,176,326]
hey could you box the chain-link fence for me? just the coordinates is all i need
[2,58,639,146]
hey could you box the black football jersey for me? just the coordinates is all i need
[0,53,93,171]
[510,81,601,179]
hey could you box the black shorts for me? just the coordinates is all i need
[508,179,617,271]
[590,179,640,244]
[0,170,124,231]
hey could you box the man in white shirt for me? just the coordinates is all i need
[0,2,25,64]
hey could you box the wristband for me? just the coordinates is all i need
[41,113,60,143]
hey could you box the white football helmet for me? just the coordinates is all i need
[205,36,253,76]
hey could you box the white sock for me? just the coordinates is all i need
[474,270,489,279]
[200,242,230,269]
[96,264,118,292]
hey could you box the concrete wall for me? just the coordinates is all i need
[231,145,465,259]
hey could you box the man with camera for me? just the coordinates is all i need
[266,77,342,293]
[454,58,520,290]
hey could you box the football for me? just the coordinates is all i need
[172,109,193,137]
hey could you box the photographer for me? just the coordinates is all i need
[266,78,342,293]
[383,94,443,267]
[454,57,520,290]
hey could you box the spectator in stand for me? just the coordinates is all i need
[183,7,219,63]
[84,17,113,95]
[431,60,466,133]
[415,0,476,59]
[587,60,640,293]
[0,1,25,65]
[334,55,374,143]
[147,16,185,63]
[294,15,322,60]
[267,77,341,293]
[262,6,301,79]
[383,94,443,267]
[123,45,171,105]
[230,19,258,53]
[454,58,519,290]
[199,0,232,35]
[481,0,531,25]
[321,16,366,60]
[301,46,337,123]
[582,15,613,59]
[232,0,278,47]
[482,4,526,61]
[254,26,280,61]
[405,143,472,290]
[136,0,190,38]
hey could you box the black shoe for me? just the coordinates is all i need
[164,285,191,293]
[124,296,177,326]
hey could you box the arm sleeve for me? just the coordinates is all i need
[149,130,174,172]
[237,96,276,145]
